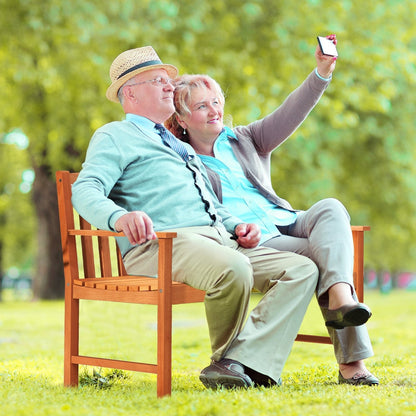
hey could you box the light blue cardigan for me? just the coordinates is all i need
[72,115,242,256]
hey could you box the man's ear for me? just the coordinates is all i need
[123,85,137,103]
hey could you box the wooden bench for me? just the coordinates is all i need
[56,170,369,397]
[296,223,369,344]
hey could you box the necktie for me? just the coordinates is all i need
[155,123,190,162]
[155,123,217,223]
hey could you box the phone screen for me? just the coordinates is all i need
[317,36,338,57]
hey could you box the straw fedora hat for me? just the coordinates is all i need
[106,46,178,103]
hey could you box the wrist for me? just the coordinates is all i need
[315,67,332,81]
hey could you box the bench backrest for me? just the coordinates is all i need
[56,170,127,284]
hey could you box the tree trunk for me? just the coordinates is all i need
[31,165,65,299]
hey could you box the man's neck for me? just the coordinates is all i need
[123,106,172,125]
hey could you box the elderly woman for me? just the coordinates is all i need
[166,35,379,386]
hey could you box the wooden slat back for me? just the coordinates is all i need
[79,216,96,278]
[117,248,127,275]
[98,236,113,277]
[56,171,80,283]
[56,171,125,281]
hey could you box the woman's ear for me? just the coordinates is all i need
[175,114,187,129]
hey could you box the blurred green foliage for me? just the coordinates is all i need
[0,0,415,289]
[0,137,35,275]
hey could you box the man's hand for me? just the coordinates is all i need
[234,223,261,248]
[114,211,157,245]
[315,34,337,79]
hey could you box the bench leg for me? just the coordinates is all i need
[156,237,173,397]
[64,293,79,386]
[352,229,365,302]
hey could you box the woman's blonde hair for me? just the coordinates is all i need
[165,74,225,143]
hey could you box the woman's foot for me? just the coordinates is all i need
[327,282,356,310]
[338,360,379,385]
[325,283,371,329]
[325,302,372,329]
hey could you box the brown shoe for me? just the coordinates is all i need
[325,303,372,329]
[338,371,379,386]
[199,359,253,390]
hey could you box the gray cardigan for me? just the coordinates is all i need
[205,70,330,211]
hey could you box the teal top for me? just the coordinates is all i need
[200,127,297,243]
[72,114,242,256]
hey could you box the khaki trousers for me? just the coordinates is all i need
[124,225,318,383]
[263,198,374,364]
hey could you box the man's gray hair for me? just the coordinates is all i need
[117,77,139,104]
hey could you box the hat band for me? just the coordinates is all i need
[117,59,163,80]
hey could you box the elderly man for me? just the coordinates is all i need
[72,46,319,389]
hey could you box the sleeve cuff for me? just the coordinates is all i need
[108,209,128,231]
[315,67,332,82]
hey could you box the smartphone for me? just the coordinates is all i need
[317,36,338,57]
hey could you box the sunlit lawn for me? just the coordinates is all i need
[0,289,415,416]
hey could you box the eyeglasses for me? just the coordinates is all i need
[127,76,174,87]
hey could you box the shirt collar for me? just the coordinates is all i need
[125,113,157,130]
[218,126,238,142]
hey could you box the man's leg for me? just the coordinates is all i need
[123,225,254,359]
[224,247,319,384]
[124,225,318,387]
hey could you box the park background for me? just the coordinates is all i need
[0,1,415,415]
[1,0,416,298]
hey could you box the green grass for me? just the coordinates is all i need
[1,290,415,415]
